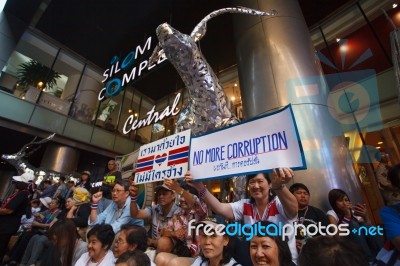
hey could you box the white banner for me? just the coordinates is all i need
[134,129,191,184]
[189,105,306,180]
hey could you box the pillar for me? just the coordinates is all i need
[41,143,80,173]
[232,0,365,209]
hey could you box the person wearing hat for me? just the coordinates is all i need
[130,183,184,254]
[191,215,240,266]
[288,183,329,252]
[0,172,34,261]
[77,170,92,191]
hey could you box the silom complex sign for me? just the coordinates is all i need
[98,36,166,100]
[98,37,181,134]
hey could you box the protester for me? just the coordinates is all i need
[191,215,240,266]
[250,221,294,266]
[89,179,143,233]
[129,183,184,254]
[327,188,382,262]
[6,196,62,264]
[102,160,122,198]
[113,224,156,266]
[289,183,329,252]
[77,170,92,191]
[298,236,369,266]
[116,250,151,266]
[185,169,298,265]
[155,178,208,266]
[74,224,116,266]
[0,172,34,261]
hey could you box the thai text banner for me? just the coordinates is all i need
[189,105,306,180]
[134,129,191,184]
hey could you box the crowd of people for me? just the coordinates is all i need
[0,157,399,266]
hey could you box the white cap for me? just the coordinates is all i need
[40,197,52,209]
[12,172,35,183]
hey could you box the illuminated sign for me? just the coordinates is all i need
[123,92,181,134]
[98,37,166,100]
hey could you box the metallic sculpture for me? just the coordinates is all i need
[1,133,55,182]
[150,7,277,200]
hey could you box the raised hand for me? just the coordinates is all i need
[184,171,205,191]
[164,178,181,191]
[270,168,294,189]
[91,191,103,204]
[129,181,139,198]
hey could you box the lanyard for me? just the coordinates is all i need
[254,198,276,221]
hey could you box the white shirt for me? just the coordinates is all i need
[74,250,115,266]
[191,257,240,266]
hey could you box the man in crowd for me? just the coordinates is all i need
[39,180,56,198]
[53,176,68,199]
[289,183,329,252]
[89,179,143,233]
[130,184,184,254]
[103,160,122,199]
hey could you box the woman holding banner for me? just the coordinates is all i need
[184,169,298,265]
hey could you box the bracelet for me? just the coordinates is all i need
[271,184,285,191]
[199,187,207,199]
[130,196,138,202]
[90,203,98,209]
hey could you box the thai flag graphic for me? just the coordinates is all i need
[168,146,189,166]
[136,155,154,173]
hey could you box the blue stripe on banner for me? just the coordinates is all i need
[136,160,154,168]
[168,152,189,161]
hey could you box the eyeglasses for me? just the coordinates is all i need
[114,239,126,245]
[112,189,127,193]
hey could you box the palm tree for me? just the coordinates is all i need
[17,60,61,90]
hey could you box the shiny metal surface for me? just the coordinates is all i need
[41,143,80,173]
[233,0,364,207]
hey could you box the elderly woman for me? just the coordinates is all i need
[250,221,293,266]
[74,224,115,266]
[113,224,155,266]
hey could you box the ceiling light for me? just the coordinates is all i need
[377,141,383,144]
[336,38,341,43]
[231,96,235,101]
[393,3,398,8]
[134,113,138,117]
[376,146,381,149]
[128,109,133,113]
[234,83,238,87]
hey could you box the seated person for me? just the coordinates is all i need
[130,183,184,254]
[298,236,369,266]
[75,224,116,266]
[375,152,400,205]
[116,250,151,266]
[250,221,294,266]
[113,224,156,266]
[90,179,143,233]
[327,188,383,262]
[191,215,240,266]
[289,183,329,252]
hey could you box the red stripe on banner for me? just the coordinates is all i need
[135,165,153,173]
[137,155,154,163]
[167,157,188,166]
[169,146,189,155]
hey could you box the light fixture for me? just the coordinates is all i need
[37,81,44,88]
[134,113,138,117]
[393,3,398,8]
[42,88,46,92]
[128,108,133,113]
[336,38,341,43]
[231,96,235,101]
[377,141,383,144]
[376,146,381,149]
[234,83,238,87]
